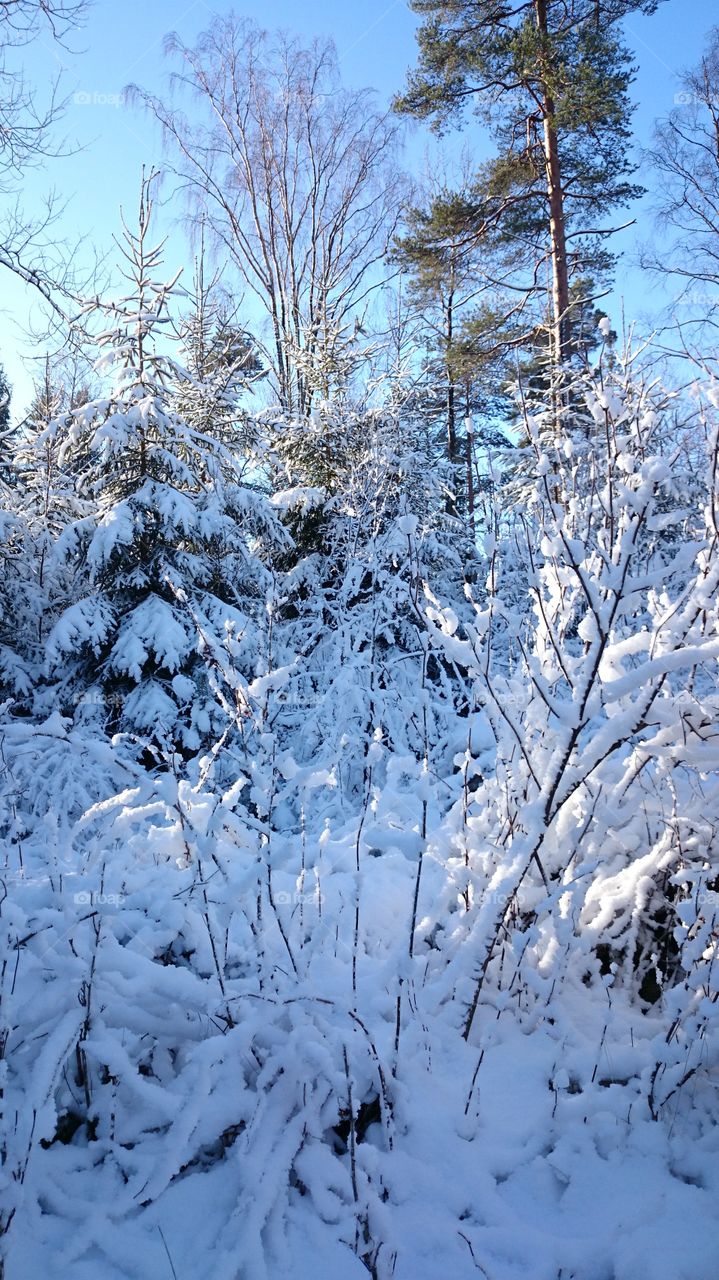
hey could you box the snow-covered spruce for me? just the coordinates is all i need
[43,176,286,752]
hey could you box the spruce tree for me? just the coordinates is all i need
[0,363,14,485]
[11,358,91,683]
[173,236,264,450]
[45,173,284,753]
[0,362,35,697]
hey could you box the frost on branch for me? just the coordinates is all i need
[1,340,718,1278]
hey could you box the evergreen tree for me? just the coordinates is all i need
[10,358,91,681]
[173,235,264,453]
[0,363,10,431]
[0,361,36,697]
[394,0,664,369]
[45,173,285,753]
[392,187,483,515]
[0,362,14,485]
[391,184,517,520]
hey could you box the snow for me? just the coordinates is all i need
[2,262,718,1279]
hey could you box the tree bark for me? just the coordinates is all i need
[465,383,475,537]
[446,287,458,515]
[535,0,570,370]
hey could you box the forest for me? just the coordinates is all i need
[0,1,718,1277]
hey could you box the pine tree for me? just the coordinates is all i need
[394,0,665,369]
[0,510,31,697]
[392,188,480,514]
[391,183,517,520]
[0,363,10,430]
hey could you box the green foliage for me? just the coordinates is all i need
[395,0,666,357]
[0,363,15,487]
[391,182,516,518]
[398,1,664,130]
[0,363,10,433]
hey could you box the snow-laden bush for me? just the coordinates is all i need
[1,355,718,1280]
[421,359,719,1113]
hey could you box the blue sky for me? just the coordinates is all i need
[1,0,717,416]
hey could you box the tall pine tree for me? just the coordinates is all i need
[395,0,664,369]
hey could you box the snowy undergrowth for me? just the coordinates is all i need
[2,362,719,1280]
[1,717,717,1280]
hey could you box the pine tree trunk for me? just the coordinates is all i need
[446,290,457,515]
[535,0,570,371]
[465,384,475,536]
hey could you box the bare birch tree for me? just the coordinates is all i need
[132,15,403,416]
[0,0,89,314]
[644,27,719,368]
